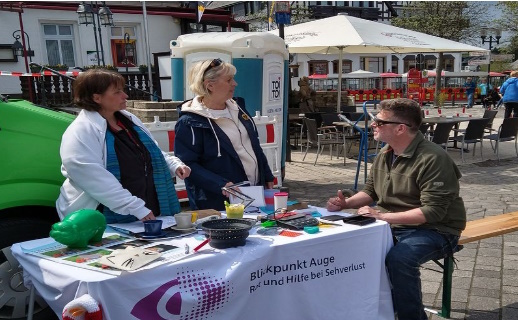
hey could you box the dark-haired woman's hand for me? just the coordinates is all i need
[140,211,156,221]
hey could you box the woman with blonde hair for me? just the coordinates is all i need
[174,59,274,210]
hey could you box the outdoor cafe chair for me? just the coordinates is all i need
[302,118,345,165]
[430,122,456,150]
[450,118,491,162]
[482,109,498,133]
[483,117,518,161]
[419,123,431,140]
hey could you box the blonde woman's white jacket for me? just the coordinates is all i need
[56,109,184,220]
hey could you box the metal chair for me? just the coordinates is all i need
[430,122,456,150]
[301,118,345,165]
[419,123,431,140]
[482,109,498,133]
[450,118,491,162]
[483,117,518,161]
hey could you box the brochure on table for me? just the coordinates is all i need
[20,232,195,275]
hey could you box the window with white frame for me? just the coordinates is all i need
[110,26,137,68]
[43,24,75,67]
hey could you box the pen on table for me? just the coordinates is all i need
[193,238,210,252]
[109,226,134,236]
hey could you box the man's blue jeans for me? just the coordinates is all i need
[467,93,474,108]
[386,228,460,320]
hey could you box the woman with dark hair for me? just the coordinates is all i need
[174,59,274,210]
[56,69,190,223]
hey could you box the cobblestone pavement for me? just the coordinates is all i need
[283,105,518,320]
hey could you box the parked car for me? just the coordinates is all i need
[0,96,74,320]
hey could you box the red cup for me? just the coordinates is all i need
[438,108,442,115]
[456,113,459,117]
[425,110,429,115]
[462,106,466,113]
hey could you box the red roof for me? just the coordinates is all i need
[380,72,400,78]
[308,74,328,79]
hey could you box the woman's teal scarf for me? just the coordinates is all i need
[103,124,180,223]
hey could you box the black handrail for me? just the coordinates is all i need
[28,63,161,103]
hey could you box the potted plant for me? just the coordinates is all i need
[46,64,69,71]
[138,64,148,73]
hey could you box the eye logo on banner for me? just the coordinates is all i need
[131,271,232,320]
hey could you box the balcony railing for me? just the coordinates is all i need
[19,70,158,107]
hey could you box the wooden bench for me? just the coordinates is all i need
[436,211,518,318]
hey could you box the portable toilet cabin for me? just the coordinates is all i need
[170,32,289,176]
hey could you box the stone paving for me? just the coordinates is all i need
[283,105,518,319]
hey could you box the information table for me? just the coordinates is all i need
[12,212,395,320]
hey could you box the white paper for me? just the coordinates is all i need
[229,186,265,207]
[108,216,176,234]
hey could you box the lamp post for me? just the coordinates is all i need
[12,30,34,101]
[123,32,134,74]
[77,1,114,66]
[481,27,501,85]
[12,30,34,68]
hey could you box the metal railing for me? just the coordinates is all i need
[23,63,160,107]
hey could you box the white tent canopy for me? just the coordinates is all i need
[275,14,488,55]
[270,14,488,109]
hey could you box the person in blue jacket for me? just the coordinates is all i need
[174,58,275,210]
[463,77,476,108]
[500,71,518,118]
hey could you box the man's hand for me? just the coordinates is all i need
[326,190,347,211]
[357,206,381,218]
[175,165,191,180]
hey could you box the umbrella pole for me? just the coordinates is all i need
[337,46,344,112]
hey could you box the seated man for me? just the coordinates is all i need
[327,98,466,320]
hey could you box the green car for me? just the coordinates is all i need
[0,96,74,320]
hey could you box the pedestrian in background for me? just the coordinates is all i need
[463,77,476,108]
[174,58,274,211]
[477,78,492,109]
[500,70,518,118]
[57,69,190,223]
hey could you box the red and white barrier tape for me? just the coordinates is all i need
[0,70,81,77]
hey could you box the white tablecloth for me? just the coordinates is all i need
[12,215,394,320]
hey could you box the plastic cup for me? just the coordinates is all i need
[226,204,244,219]
[143,220,163,236]
[175,213,194,229]
[438,108,442,115]
[274,192,289,211]
[264,189,279,211]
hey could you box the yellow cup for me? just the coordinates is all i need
[226,204,244,219]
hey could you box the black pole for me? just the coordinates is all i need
[89,2,101,66]
[93,2,106,66]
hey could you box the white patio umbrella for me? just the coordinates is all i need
[270,13,488,110]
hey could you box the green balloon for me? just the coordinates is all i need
[50,209,107,248]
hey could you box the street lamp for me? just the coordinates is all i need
[481,27,501,85]
[124,32,135,74]
[12,30,34,101]
[77,1,114,66]
[12,30,34,65]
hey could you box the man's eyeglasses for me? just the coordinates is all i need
[372,117,411,127]
[203,58,223,77]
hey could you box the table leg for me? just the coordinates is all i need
[27,284,35,320]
